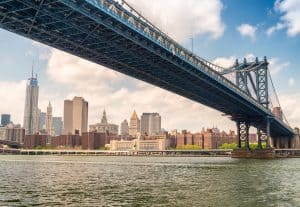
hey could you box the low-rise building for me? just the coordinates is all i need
[143,133,168,140]
[89,110,118,135]
[0,123,25,143]
[24,134,47,149]
[138,139,166,151]
[110,139,166,151]
[51,134,81,148]
[0,126,6,140]
[111,140,136,151]
[174,128,236,149]
[81,132,111,150]
[176,130,196,146]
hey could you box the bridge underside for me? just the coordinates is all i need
[0,0,294,139]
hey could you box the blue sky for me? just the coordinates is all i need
[0,0,299,132]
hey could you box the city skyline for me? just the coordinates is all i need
[0,0,300,133]
[0,1,300,206]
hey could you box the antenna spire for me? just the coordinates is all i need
[31,60,34,78]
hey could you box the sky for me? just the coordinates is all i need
[0,0,300,133]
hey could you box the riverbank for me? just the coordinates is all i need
[0,148,232,157]
[1,148,300,158]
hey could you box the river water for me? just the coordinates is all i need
[0,156,299,207]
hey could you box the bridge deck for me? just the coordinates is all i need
[0,0,294,137]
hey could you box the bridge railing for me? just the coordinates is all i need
[86,0,271,114]
[98,0,226,73]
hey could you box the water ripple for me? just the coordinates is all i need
[0,156,299,207]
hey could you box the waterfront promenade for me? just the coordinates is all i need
[0,148,231,157]
[1,148,300,158]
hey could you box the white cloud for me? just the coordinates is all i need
[237,24,257,40]
[126,0,225,42]
[47,49,122,91]
[266,22,286,36]
[271,0,300,36]
[25,40,51,61]
[288,77,295,87]
[213,56,236,68]
[245,53,256,62]
[0,80,26,125]
[279,93,300,127]
[268,58,290,75]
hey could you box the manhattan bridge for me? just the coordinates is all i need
[0,0,297,149]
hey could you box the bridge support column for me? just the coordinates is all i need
[284,138,289,148]
[275,137,280,149]
[257,128,262,149]
[236,122,241,148]
[266,118,271,148]
[292,128,300,148]
[237,121,250,149]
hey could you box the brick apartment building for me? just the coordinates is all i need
[24,134,47,149]
[51,134,81,148]
[175,129,236,149]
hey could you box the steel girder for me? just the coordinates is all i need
[233,58,269,109]
[256,62,269,109]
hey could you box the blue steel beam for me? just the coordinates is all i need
[0,0,294,138]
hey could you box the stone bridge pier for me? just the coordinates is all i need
[272,137,291,149]
[291,128,300,148]
[272,128,300,149]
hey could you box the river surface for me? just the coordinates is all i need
[0,156,299,207]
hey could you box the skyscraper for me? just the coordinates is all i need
[129,110,140,137]
[272,107,283,121]
[38,110,46,131]
[63,97,88,135]
[120,119,129,137]
[140,113,161,135]
[23,72,39,135]
[46,102,54,136]
[1,114,11,126]
[52,117,63,136]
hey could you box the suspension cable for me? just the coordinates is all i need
[268,69,290,126]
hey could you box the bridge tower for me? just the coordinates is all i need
[233,57,271,149]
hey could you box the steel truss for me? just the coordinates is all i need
[229,57,273,149]
[233,57,269,109]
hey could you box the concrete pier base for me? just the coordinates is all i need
[231,148,276,159]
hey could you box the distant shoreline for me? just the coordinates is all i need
[1,148,300,158]
[0,148,232,157]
